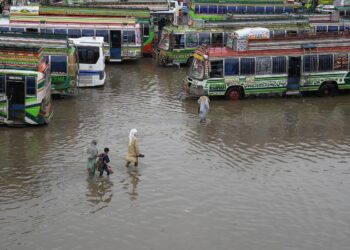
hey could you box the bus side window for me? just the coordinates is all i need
[26,28,38,33]
[0,75,4,94]
[272,56,287,74]
[227,6,237,13]
[210,60,223,78]
[0,27,9,32]
[318,54,333,72]
[173,34,185,49]
[82,29,95,37]
[209,5,217,14]
[26,77,36,96]
[186,33,198,48]
[240,58,255,75]
[41,28,53,34]
[11,27,25,32]
[54,29,67,35]
[218,6,227,14]
[256,57,272,75]
[96,30,109,42]
[199,33,210,46]
[195,5,199,14]
[224,58,239,76]
[200,5,208,14]
[303,55,317,72]
[68,29,82,38]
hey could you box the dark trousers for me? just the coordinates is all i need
[99,166,110,176]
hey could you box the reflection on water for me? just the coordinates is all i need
[122,167,141,201]
[86,176,114,212]
[1,59,350,250]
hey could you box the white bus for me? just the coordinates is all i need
[70,37,105,87]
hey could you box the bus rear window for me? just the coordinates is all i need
[26,77,36,96]
[51,56,67,73]
[123,31,136,43]
[78,47,100,64]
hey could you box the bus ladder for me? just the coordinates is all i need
[123,22,130,58]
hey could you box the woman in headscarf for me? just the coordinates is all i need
[86,140,98,175]
[198,95,210,123]
[125,129,142,167]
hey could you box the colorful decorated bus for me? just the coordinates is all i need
[2,9,142,62]
[187,0,300,24]
[0,46,53,126]
[37,5,155,56]
[156,18,311,66]
[0,32,78,96]
[184,32,350,100]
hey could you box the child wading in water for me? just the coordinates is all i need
[97,147,113,177]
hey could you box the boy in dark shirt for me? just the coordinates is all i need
[99,147,111,177]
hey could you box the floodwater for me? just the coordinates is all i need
[1,58,350,250]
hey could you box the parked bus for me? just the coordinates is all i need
[38,5,155,56]
[184,32,350,100]
[0,32,78,96]
[156,18,311,66]
[2,11,142,62]
[187,0,300,24]
[70,37,105,87]
[0,46,53,126]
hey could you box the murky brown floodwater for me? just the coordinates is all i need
[1,58,350,250]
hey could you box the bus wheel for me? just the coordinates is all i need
[225,87,242,101]
[318,83,336,97]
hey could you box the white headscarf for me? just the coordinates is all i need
[129,129,138,145]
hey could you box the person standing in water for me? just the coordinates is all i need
[198,95,210,123]
[125,129,144,167]
[86,140,98,175]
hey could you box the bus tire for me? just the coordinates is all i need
[317,82,337,97]
[225,87,242,101]
[187,57,194,66]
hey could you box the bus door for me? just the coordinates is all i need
[287,56,301,91]
[110,30,122,62]
[6,75,25,123]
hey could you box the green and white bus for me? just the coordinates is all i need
[0,32,78,96]
[184,32,350,100]
[156,18,311,66]
[0,46,53,126]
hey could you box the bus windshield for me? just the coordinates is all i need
[158,31,170,50]
[189,58,205,80]
[77,46,100,64]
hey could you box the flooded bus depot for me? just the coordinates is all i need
[1,59,350,250]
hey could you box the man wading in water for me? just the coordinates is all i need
[86,140,98,175]
[198,95,210,123]
[125,129,144,167]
